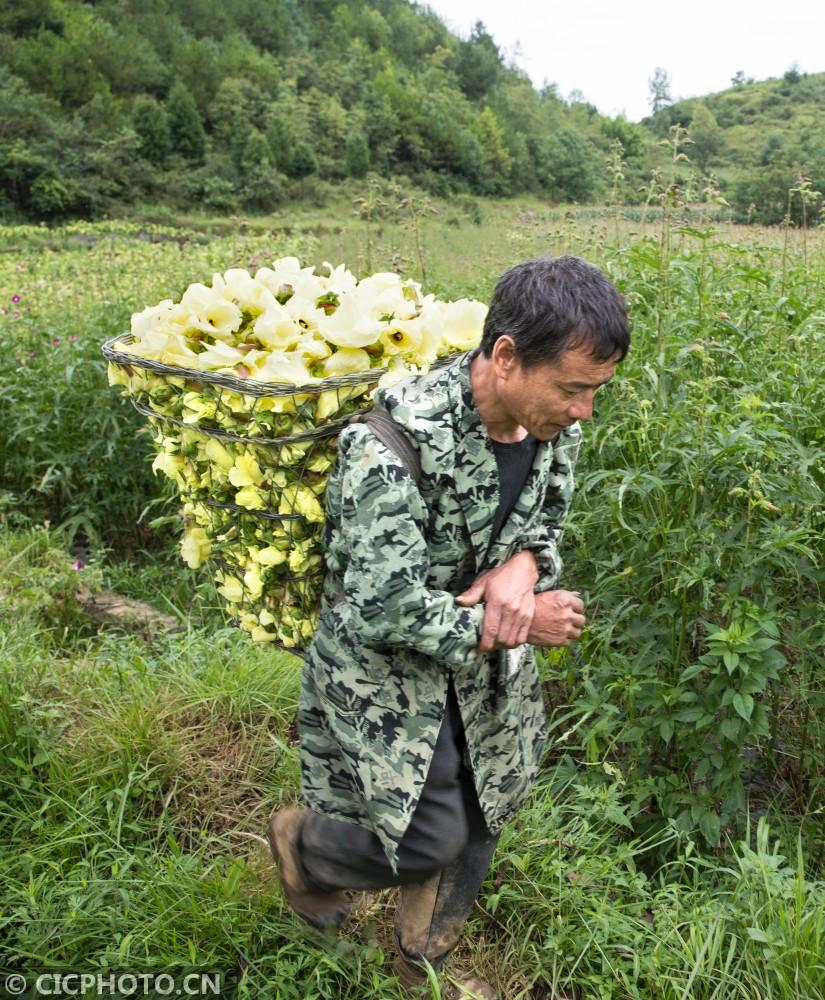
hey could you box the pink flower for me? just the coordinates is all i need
[11,294,21,303]
[13,311,20,318]
[69,334,78,342]
[16,263,25,270]
[28,350,36,357]
[1,308,7,315]
[72,560,86,570]
[52,338,60,346]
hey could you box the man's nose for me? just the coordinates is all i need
[568,394,594,421]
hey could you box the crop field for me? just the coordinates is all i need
[1,198,824,999]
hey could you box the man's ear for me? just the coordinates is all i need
[492,335,517,375]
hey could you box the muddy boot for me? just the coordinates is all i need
[267,808,351,930]
[393,831,499,999]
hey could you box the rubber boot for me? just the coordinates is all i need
[393,830,500,999]
[267,807,351,930]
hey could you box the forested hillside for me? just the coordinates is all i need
[648,70,825,223]
[2,1,823,224]
[0,0,649,220]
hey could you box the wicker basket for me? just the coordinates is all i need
[103,334,390,651]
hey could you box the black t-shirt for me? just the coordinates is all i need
[490,434,539,542]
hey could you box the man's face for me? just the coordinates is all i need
[497,342,619,441]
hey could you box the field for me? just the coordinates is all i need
[1,194,824,999]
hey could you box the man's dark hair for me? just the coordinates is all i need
[481,255,630,366]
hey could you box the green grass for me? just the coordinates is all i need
[1,198,824,997]
[2,534,823,997]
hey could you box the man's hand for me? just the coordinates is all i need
[456,550,538,653]
[526,590,585,647]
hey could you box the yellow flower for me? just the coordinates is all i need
[323,261,358,296]
[181,283,242,342]
[253,303,300,349]
[216,573,244,603]
[151,451,185,480]
[375,364,417,392]
[180,526,212,569]
[216,269,276,316]
[204,437,235,471]
[107,362,131,388]
[280,485,324,523]
[288,542,313,574]
[235,485,266,510]
[321,348,371,376]
[317,294,383,348]
[255,350,314,385]
[243,563,264,599]
[355,272,415,321]
[228,452,263,487]
[181,392,217,423]
[439,299,487,352]
[255,546,288,566]
[250,626,277,643]
[380,317,424,356]
[315,384,368,422]
[195,340,245,372]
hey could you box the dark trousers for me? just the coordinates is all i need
[300,684,498,892]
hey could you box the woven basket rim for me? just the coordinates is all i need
[103,333,388,397]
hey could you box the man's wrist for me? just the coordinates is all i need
[515,548,540,582]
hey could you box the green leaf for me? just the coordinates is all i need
[658,720,674,744]
[720,717,741,742]
[733,692,754,721]
[723,649,740,673]
[674,707,705,722]
[680,662,705,682]
[699,810,721,845]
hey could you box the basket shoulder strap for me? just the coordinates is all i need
[349,408,422,485]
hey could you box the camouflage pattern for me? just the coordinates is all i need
[299,349,582,870]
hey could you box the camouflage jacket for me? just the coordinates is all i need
[299,349,582,869]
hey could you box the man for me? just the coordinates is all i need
[268,255,630,998]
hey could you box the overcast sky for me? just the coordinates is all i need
[424,0,824,121]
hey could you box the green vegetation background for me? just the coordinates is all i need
[1,199,824,996]
[2,0,824,225]
[2,1,825,995]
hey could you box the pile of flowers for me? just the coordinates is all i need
[106,256,487,648]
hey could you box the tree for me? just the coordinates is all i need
[471,106,512,195]
[689,103,723,171]
[287,141,318,181]
[240,127,285,210]
[541,127,601,202]
[648,66,672,113]
[132,95,171,164]
[166,80,206,162]
[454,21,502,101]
[345,130,370,178]
[731,70,747,87]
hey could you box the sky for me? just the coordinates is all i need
[424,0,825,122]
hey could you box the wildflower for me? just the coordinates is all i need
[11,294,21,303]
[16,263,25,270]
[52,338,60,346]
[69,335,78,342]
[72,560,86,570]
[1,308,7,315]
[13,311,19,318]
